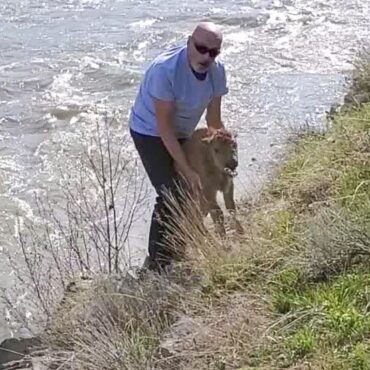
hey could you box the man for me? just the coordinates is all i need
[129,21,229,273]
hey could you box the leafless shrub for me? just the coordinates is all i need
[1,111,149,333]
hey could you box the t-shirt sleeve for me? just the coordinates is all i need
[213,63,229,97]
[146,65,174,102]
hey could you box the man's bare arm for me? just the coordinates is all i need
[206,96,225,130]
[154,98,191,173]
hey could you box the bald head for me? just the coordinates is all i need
[187,22,223,73]
[191,22,223,45]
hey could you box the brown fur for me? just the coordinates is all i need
[179,127,244,235]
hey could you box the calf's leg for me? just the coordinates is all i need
[206,191,226,236]
[223,179,244,234]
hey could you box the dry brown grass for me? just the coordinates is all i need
[154,292,274,370]
[38,274,193,370]
[299,208,370,280]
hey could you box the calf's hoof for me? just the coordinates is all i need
[234,219,245,235]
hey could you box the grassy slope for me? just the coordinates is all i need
[243,103,370,369]
[187,100,370,370]
[40,58,370,370]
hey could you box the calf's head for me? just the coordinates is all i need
[202,129,239,176]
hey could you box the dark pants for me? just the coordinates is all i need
[130,129,187,272]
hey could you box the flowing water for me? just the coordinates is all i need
[1,0,369,340]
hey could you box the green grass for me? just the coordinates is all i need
[273,272,370,342]
[270,106,370,214]
[285,325,318,359]
[246,102,370,368]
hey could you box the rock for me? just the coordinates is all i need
[0,356,47,370]
[0,336,41,369]
[156,313,210,368]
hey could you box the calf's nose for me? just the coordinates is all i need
[227,158,238,170]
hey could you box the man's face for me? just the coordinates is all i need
[188,35,222,73]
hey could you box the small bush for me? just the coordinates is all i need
[285,326,317,359]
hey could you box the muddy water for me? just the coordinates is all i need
[1,0,369,339]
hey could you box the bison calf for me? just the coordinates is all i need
[178,127,244,236]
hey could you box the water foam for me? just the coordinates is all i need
[129,18,158,29]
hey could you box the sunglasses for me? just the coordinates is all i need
[192,39,220,58]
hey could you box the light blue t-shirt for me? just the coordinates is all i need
[129,45,228,138]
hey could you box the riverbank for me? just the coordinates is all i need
[2,50,370,369]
